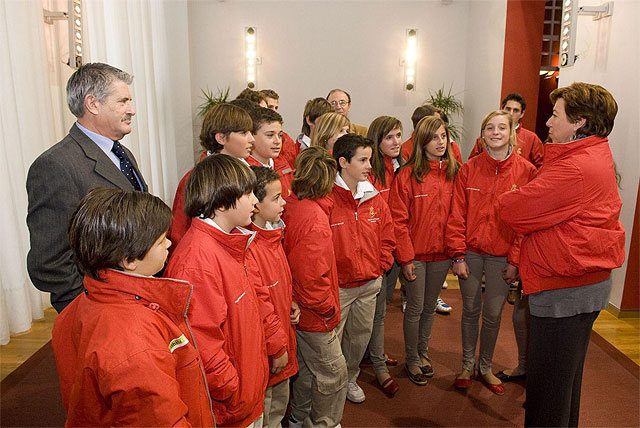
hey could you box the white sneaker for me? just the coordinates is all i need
[288,416,303,428]
[442,280,448,289]
[346,380,365,403]
[436,298,452,313]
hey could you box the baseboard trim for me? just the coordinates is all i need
[607,303,640,318]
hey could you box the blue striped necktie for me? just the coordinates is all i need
[111,141,141,191]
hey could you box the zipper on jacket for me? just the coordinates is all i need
[355,212,358,221]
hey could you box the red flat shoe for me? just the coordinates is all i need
[480,374,505,395]
[379,376,399,397]
[454,369,476,390]
[385,355,398,366]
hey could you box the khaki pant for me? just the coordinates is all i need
[263,379,289,428]
[403,260,451,367]
[459,251,510,374]
[290,329,347,428]
[335,277,382,381]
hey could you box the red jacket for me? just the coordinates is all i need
[469,125,544,168]
[168,169,193,253]
[282,194,341,332]
[246,156,294,199]
[446,149,537,265]
[247,222,298,386]
[277,131,297,170]
[52,269,215,427]
[389,161,455,265]
[402,133,463,164]
[329,180,395,288]
[498,135,625,294]
[165,219,268,427]
[368,155,398,204]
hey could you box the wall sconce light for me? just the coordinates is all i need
[560,0,613,67]
[43,0,83,69]
[245,27,261,89]
[404,29,417,91]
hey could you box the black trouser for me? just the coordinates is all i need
[525,311,600,427]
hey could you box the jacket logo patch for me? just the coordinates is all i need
[330,222,344,227]
[511,184,518,191]
[168,334,189,353]
[414,193,429,198]
[268,281,279,288]
[369,206,376,218]
[466,187,481,191]
[517,147,522,155]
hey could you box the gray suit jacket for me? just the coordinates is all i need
[26,123,147,312]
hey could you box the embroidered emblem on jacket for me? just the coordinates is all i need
[168,334,189,353]
[511,184,518,191]
[369,206,376,218]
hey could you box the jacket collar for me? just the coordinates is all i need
[478,145,515,171]
[69,123,146,191]
[249,221,284,246]
[334,173,378,204]
[193,218,255,263]
[84,269,192,322]
[543,135,607,163]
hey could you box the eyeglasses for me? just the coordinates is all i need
[330,100,349,107]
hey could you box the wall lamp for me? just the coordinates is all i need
[43,0,83,69]
[245,27,261,89]
[403,29,417,91]
[560,0,613,67]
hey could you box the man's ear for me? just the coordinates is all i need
[215,132,227,146]
[120,257,138,272]
[520,109,525,121]
[338,156,349,169]
[84,94,100,115]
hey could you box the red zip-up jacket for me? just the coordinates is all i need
[368,155,398,204]
[165,219,268,427]
[282,194,341,332]
[389,161,455,265]
[402,133,463,164]
[168,169,193,253]
[247,222,298,386]
[329,179,395,288]
[246,156,294,198]
[469,125,544,168]
[277,131,297,170]
[52,269,215,427]
[498,135,625,294]
[446,149,537,265]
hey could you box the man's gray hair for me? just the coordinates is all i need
[66,63,133,118]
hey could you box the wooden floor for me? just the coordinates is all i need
[1,277,638,381]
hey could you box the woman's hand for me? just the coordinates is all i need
[290,301,301,325]
[503,264,518,284]
[271,351,288,374]
[452,261,469,280]
[401,262,416,281]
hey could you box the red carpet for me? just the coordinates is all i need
[341,289,640,427]
[1,289,638,427]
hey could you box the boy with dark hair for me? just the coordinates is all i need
[52,188,215,427]
[237,88,268,107]
[468,92,544,168]
[165,155,269,428]
[279,97,332,169]
[283,147,347,428]
[247,166,300,428]
[247,107,294,197]
[330,134,395,403]
[168,103,254,250]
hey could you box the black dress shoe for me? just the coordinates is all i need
[405,364,428,386]
[420,363,434,377]
[495,370,526,382]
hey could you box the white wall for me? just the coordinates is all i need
[187,0,501,154]
[461,0,507,157]
[557,0,640,309]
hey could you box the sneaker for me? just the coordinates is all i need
[442,280,448,289]
[346,380,366,403]
[288,416,303,428]
[436,298,452,313]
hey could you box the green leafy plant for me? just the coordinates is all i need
[198,86,230,116]
[427,84,464,142]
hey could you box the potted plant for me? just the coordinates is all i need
[427,84,463,142]
[198,86,230,117]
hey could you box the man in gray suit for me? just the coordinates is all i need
[27,63,147,312]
